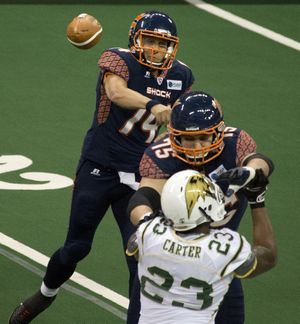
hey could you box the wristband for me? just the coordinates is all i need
[145,99,160,113]
[249,201,265,209]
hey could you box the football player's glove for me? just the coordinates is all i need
[216,167,256,197]
[126,232,138,258]
[137,210,164,227]
[243,168,269,209]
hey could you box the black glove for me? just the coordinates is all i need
[126,232,138,257]
[243,168,269,209]
[137,210,164,227]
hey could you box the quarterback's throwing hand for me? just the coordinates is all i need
[151,104,171,125]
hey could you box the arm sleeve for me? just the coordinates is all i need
[236,130,257,166]
[139,152,169,179]
[234,250,257,278]
[98,50,130,82]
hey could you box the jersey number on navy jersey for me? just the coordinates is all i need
[119,109,159,143]
[151,137,174,158]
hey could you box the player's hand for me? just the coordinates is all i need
[243,168,269,209]
[216,167,256,197]
[151,104,171,125]
[126,232,138,257]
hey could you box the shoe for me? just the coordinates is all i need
[9,291,56,323]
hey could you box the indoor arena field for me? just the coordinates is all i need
[1,0,299,323]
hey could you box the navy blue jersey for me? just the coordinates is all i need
[80,48,194,172]
[140,126,257,231]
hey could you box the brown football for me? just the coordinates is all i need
[66,13,103,49]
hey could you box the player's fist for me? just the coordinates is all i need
[243,168,269,209]
[151,104,171,125]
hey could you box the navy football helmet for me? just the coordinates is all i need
[168,91,225,165]
[128,11,179,70]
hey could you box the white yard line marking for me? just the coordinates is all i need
[185,0,300,52]
[0,247,127,320]
[0,232,129,309]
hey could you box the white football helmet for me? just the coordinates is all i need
[161,170,226,232]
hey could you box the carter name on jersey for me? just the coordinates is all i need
[163,239,202,258]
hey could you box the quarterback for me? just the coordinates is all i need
[9,11,194,324]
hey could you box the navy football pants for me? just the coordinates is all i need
[43,159,138,305]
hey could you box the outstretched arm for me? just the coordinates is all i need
[104,73,171,124]
[217,165,277,278]
[247,207,277,278]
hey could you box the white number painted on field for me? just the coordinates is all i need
[0,155,73,190]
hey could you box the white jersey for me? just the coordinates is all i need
[137,217,252,324]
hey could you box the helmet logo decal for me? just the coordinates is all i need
[185,174,214,219]
[154,28,171,35]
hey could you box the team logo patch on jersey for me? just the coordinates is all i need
[167,80,182,90]
[208,165,227,181]
[157,77,164,85]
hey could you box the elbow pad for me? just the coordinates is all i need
[235,251,257,279]
[127,187,161,216]
[242,153,274,176]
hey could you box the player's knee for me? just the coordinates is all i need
[60,241,92,264]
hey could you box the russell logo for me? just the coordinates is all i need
[90,168,101,176]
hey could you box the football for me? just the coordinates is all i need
[66,13,103,49]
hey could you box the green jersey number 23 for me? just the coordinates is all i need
[140,266,213,310]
